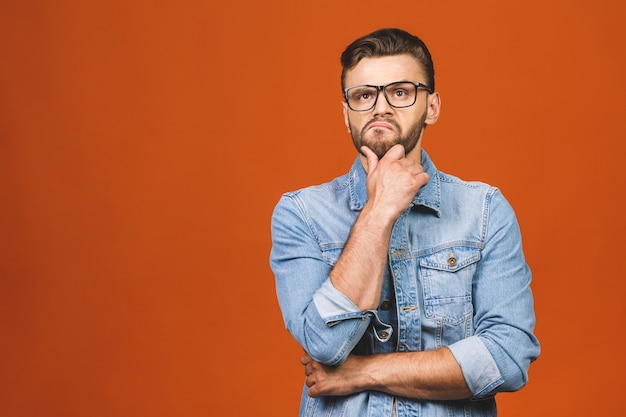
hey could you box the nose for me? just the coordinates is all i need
[373,88,393,116]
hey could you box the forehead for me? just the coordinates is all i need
[344,54,425,87]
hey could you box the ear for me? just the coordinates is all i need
[342,101,351,133]
[424,92,441,126]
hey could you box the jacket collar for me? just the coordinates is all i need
[348,149,442,216]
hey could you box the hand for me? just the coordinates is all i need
[361,144,429,221]
[301,353,367,398]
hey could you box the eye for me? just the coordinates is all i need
[349,87,376,102]
[392,89,408,97]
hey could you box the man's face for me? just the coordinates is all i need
[342,54,438,160]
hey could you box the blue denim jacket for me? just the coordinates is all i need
[270,150,540,417]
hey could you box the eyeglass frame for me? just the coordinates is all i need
[343,81,433,112]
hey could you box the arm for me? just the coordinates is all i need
[448,189,540,395]
[270,144,429,364]
[302,348,471,400]
[330,145,429,310]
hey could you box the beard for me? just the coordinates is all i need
[349,109,428,159]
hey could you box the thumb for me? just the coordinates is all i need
[383,143,406,160]
[360,146,379,173]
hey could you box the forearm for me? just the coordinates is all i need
[330,203,395,310]
[359,348,471,400]
[303,349,471,400]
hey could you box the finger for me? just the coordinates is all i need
[408,162,425,175]
[381,143,406,160]
[360,146,379,173]
[307,383,320,397]
[303,361,314,376]
[398,157,421,170]
[300,353,312,365]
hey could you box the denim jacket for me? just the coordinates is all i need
[270,150,540,417]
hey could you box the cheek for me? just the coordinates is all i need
[346,115,365,132]
[401,109,428,131]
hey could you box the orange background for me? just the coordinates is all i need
[1,1,624,416]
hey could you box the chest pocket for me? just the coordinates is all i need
[419,246,480,324]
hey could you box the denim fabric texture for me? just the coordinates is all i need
[270,150,540,417]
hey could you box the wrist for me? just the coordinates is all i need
[360,201,401,229]
[351,354,383,392]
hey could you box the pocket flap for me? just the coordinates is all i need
[419,246,481,272]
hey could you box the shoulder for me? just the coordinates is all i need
[272,170,353,225]
[277,157,365,213]
[282,171,351,200]
[433,169,516,226]
[436,169,495,193]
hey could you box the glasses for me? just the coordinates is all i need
[343,81,433,112]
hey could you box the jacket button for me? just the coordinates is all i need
[447,256,457,266]
[380,300,391,310]
[378,331,389,339]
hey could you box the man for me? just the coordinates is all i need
[270,28,539,417]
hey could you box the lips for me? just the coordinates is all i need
[366,120,396,131]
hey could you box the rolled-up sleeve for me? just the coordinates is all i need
[448,336,504,397]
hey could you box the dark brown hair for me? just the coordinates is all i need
[340,28,435,91]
